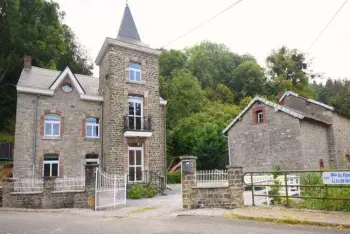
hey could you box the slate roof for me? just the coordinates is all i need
[17,66,99,96]
[117,4,148,47]
[279,91,335,111]
[222,96,331,134]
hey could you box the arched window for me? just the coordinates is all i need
[86,117,99,138]
[43,154,59,177]
[44,114,61,136]
[129,62,141,81]
[85,153,99,165]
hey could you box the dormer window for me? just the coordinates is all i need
[257,111,264,124]
[129,62,141,82]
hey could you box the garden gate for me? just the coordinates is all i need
[95,168,127,211]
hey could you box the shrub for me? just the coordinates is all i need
[0,161,13,168]
[127,183,159,199]
[127,184,145,199]
[295,172,350,211]
[167,171,181,184]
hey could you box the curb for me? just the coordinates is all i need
[223,213,350,230]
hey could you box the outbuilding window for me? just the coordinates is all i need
[257,111,264,124]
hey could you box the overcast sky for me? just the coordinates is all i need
[55,0,349,80]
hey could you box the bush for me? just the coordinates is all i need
[167,171,181,184]
[127,183,159,199]
[127,184,145,199]
[0,161,13,168]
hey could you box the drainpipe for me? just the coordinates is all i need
[100,101,104,170]
[32,94,40,179]
[223,135,231,166]
[164,105,167,187]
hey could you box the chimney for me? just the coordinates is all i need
[24,56,32,69]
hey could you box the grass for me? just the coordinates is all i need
[223,213,349,230]
[129,205,161,215]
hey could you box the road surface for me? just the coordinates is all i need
[0,211,347,234]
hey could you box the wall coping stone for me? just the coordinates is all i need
[193,185,229,189]
[51,190,85,194]
[10,191,43,195]
[226,166,243,169]
[180,156,197,160]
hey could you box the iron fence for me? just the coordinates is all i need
[195,170,228,187]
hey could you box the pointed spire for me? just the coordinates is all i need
[117,3,142,43]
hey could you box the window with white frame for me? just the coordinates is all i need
[44,114,60,136]
[85,153,99,165]
[43,154,59,177]
[129,62,141,82]
[257,111,264,124]
[86,117,99,138]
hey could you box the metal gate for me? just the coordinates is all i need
[95,168,127,211]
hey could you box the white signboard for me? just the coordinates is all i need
[322,172,350,185]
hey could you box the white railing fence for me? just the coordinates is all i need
[54,177,85,191]
[13,178,44,192]
[195,170,228,187]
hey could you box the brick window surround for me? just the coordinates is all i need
[252,106,266,124]
[38,151,64,178]
[40,110,64,137]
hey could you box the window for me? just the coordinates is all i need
[128,145,143,182]
[257,111,264,124]
[128,96,143,130]
[44,114,60,136]
[62,83,73,93]
[85,153,99,165]
[129,62,141,82]
[86,117,99,138]
[43,154,59,177]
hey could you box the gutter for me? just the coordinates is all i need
[100,101,104,169]
[164,105,167,187]
[32,94,40,179]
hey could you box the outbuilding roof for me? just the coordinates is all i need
[222,96,331,134]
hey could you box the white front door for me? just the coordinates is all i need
[128,146,144,182]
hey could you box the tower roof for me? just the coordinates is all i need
[117,4,144,45]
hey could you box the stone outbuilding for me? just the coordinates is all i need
[13,4,167,181]
[223,91,350,172]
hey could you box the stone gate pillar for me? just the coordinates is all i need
[180,156,197,209]
[227,166,244,207]
[85,164,98,209]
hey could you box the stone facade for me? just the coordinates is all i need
[181,156,243,209]
[2,165,96,209]
[226,93,350,172]
[99,45,165,176]
[13,85,101,179]
[228,103,304,171]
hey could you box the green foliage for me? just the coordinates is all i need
[126,183,158,199]
[159,49,187,78]
[167,171,181,184]
[296,172,350,211]
[0,161,13,167]
[127,184,145,199]
[0,133,13,143]
[0,0,93,135]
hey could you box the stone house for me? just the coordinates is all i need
[223,91,350,172]
[13,4,166,181]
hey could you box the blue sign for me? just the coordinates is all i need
[323,172,350,185]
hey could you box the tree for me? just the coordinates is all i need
[168,102,240,169]
[0,0,93,136]
[205,83,235,104]
[159,49,187,78]
[231,61,266,101]
[186,41,236,88]
[166,70,206,130]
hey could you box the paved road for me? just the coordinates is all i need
[0,211,348,234]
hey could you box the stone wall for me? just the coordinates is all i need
[332,113,350,168]
[2,165,96,209]
[13,87,101,179]
[181,156,243,209]
[99,44,165,176]
[228,103,303,171]
[299,121,329,169]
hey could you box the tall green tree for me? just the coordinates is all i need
[159,49,187,78]
[231,61,266,101]
[0,0,93,136]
